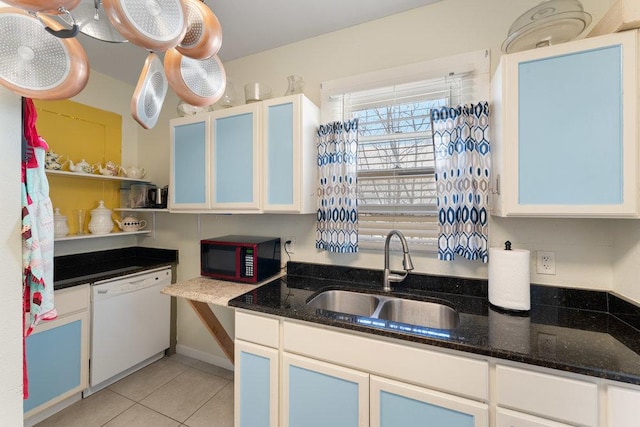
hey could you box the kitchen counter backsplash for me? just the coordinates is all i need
[54,246,179,290]
[230,261,640,385]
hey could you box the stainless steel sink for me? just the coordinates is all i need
[306,290,380,317]
[306,289,459,331]
[376,298,459,330]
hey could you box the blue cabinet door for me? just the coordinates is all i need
[283,354,368,427]
[236,341,278,427]
[171,117,208,208]
[211,104,260,209]
[262,94,319,213]
[518,45,623,206]
[371,376,487,427]
[379,390,475,427]
[24,320,82,413]
[265,102,294,206]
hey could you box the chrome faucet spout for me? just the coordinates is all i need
[383,230,414,292]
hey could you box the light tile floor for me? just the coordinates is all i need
[35,354,234,427]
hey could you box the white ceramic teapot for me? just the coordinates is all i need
[68,158,92,174]
[115,216,147,232]
[45,151,68,170]
[88,200,114,235]
[119,165,146,179]
[93,161,120,176]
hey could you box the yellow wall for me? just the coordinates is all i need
[34,100,122,234]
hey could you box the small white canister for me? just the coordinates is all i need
[53,208,69,238]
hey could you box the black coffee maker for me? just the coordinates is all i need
[147,185,168,208]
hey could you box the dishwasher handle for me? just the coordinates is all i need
[95,277,168,296]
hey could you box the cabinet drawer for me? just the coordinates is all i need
[496,365,597,426]
[236,311,279,348]
[496,407,573,427]
[283,321,488,401]
[55,284,90,317]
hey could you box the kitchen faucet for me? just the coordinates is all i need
[383,230,414,291]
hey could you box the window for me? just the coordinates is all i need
[321,50,490,251]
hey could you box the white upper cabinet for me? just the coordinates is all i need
[169,94,319,213]
[491,30,638,217]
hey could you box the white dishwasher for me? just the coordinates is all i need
[84,266,171,396]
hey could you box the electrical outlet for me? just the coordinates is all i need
[536,251,556,275]
[284,237,296,254]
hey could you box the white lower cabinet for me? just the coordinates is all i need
[24,284,90,424]
[236,312,488,427]
[235,312,280,427]
[496,407,574,427]
[282,353,369,427]
[235,340,279,427]
[606,385,640,427]
[235,311,640,427]
[371,375,488,427]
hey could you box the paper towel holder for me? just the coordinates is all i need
[488,242,531,313]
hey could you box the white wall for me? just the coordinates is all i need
[612,220,640,303]
[0,88,25,425]
[136,0,620,364]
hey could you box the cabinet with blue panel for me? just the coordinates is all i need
[262,94,319,213]
[282,353,369,427]
[370,376,487,427]
[491,30,638,217]
[24,284,90,425]
[169,114,211,210]
[210,103,261,212]
[235,340,278,427]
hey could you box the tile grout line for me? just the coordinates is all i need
[99,395,136,427]
[181,378,233,425]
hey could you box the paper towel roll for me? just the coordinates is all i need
[488,246,531,311]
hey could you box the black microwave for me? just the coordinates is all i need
[200,235,281,283]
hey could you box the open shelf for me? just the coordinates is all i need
[113,208,169,212]
[54,230,151,241]
[45,170,151,183]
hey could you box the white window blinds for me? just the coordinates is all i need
[321,51,489,251]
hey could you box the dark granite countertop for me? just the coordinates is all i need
[229,262,640,386]
[54,247,179,290]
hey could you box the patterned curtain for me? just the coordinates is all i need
[431,102,490,263]
[316,119,359,253]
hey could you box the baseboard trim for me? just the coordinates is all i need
[176,344,234,371]
[24,393,82,427]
